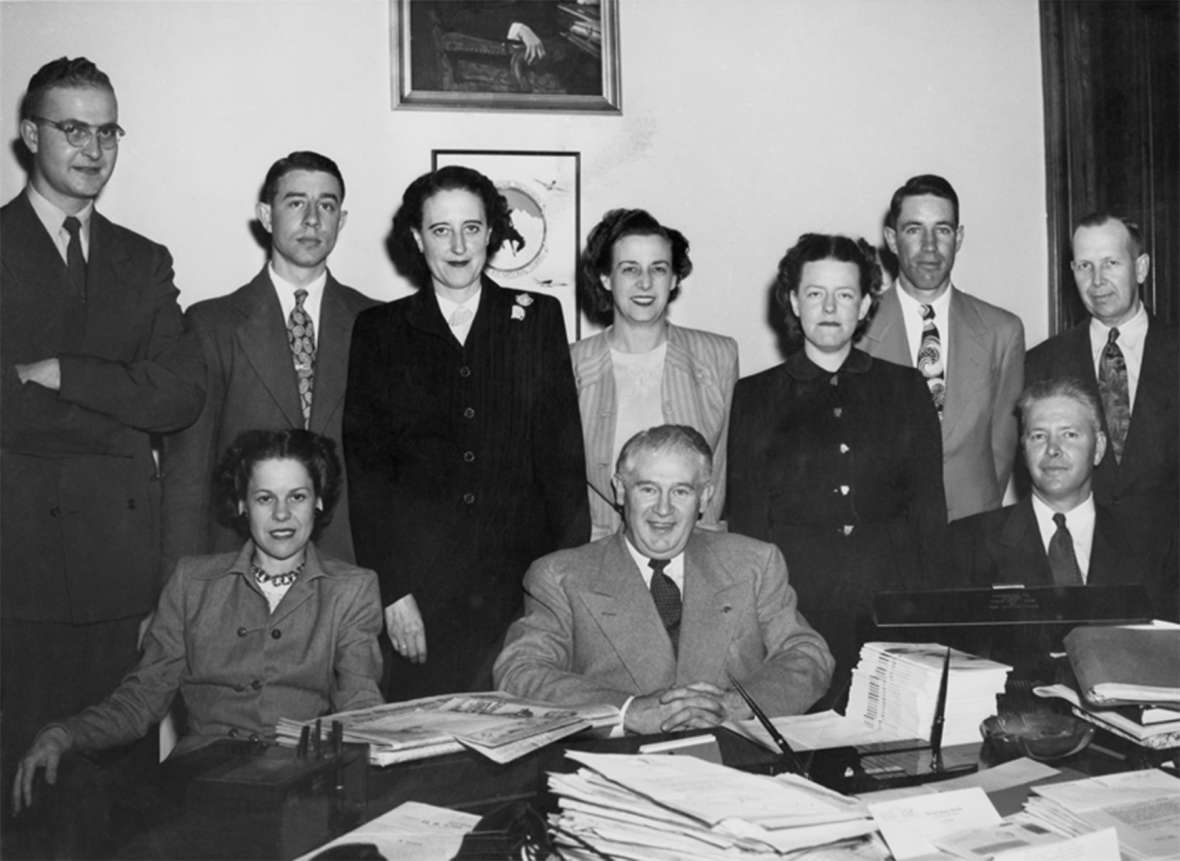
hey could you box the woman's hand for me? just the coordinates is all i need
[385,594,427,664]
[12,725,72,815]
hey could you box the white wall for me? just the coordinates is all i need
[0,0,1049,374]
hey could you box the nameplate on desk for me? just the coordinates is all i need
[874,584,1151,627]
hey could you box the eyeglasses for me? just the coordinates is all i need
[31,116,125,150]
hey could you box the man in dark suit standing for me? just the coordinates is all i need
[859,175,1025,522]
[1,58,204,782]
[162,152,376,570]
[951,379,1174,616]
[1025,213,1178,556]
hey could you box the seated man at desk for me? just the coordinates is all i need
[950,378,1175,616]
[494,424,834,734]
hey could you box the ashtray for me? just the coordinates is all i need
[980,712,1094,762]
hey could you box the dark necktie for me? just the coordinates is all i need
[63,215,87,300]
[1097,327,1130,463]
[648,558,681,653]
[1048,512,1083,586]
[287,289,316,428]
[917,304,945,414]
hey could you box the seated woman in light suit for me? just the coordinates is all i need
[13,429,383,813]
[572,209,739,540]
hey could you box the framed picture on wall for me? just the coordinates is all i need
[393,0,620,112]
[433,149,582,338]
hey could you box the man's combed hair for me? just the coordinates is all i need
[616,424,713,480]
[1074,211,1146,257]
[887,173,959,229]
[1016,377,1104,437]
[21,56,114,120]
[259,151,345,204]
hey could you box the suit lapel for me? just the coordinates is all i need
[1119,318,1167,472]
[308,275,350,433]
[235,270,304,428]
[860,288,912,366]
[664,325,705,430]
[405,283,459,345]
[995,500,1052,586]
[578,536,675,692]
[3,195,76,347]
[676,534,745,685]
[1086,507,1131,587]
[942,292,990,443]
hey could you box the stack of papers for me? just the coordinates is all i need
[547,750,879,859]
[1033,684,1180,750]
[276,692,618,765]
[847,643,1011,745]
[1022,769,1180,860]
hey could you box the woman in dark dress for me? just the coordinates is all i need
[344,166,589,700]
[727,234,946,693]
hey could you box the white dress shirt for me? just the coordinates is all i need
[1030,493,1096,582]
[270,264,326,338]
[435,287,482,346]
[1088,303,1148,412]
[26,185,93,263]
[896,283,954,373]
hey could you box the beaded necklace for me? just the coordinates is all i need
[251,560,305,588]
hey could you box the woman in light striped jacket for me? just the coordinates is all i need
[571,209,739,540]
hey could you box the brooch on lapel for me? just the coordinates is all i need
[511,293,533,321]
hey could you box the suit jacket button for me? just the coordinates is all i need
[228,728,239,737]
[248,734,260,743]
[459,366,472,378]
[462,492,476,505]
[270,629,282,639]
[463,450,475,463]
[463,407,475,419]
[49,506,61,518]
[251,679,263,690]
[237,627,248,637]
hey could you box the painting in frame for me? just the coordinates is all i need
[432,149,581,338]
[393,0,620,113]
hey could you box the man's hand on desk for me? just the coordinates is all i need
[385,594,427,664]
[625,683,731,734]
[15,358,61,391]
[12,726,72,815]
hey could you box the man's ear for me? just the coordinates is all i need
[1093,430,1108,466]
[1135,252,1151,285]
[611,473,624,506]
[698,483,715,516]
[883,226,898,256]
[18,118,39,154]
[256,201,273,234]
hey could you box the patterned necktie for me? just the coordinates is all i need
[1097,327,1130,463]
[287,289,316,428]
[63,215,87,300]
[1047,512,1083,586]
[648,558,681,653]
[917,304,945,414]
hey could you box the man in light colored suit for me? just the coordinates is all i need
[162,152,376,571]
[494,425,833,734]
[859,174,1025,522]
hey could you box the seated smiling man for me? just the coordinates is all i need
[494,424,834,734]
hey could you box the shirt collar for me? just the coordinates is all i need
[785,348,872,381]
[895,281,953,319]
[1088,301,1147,341]
[434,286,482,319]
[622,536,685,589]
[268,263,327,304]
[1030,491,1096,529]
[26,184,94,238]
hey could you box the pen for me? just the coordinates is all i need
[728,673,806,775]
[930,646,950,773]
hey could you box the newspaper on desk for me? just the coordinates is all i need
[276,691,618,765]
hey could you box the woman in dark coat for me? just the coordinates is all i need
[727,234,946,693]
[344,166,589,699]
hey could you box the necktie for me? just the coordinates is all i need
[648,558,681,653]
[917,304,945,414]
[63,215,87,300]
[1097,327,1130,463]
[1048,512,1083,586]
[287,289,316,428]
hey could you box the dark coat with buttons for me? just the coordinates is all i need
[57,542,383,756]
[344,278,589,694]
[726,349,948,685]
[1,191,205,623]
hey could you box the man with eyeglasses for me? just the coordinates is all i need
[1026,213,1178,568]
[0,56,204,803]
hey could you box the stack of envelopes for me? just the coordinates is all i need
[547,751,880,860]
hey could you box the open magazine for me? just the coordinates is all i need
[275,692,619,766]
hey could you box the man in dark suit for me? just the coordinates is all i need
[494,425,834,733]
[859,175,1025,522]
[162,152,376,570]
[951,379,1174,616]
[1025,213,1178,555]
[1,57,204,780]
